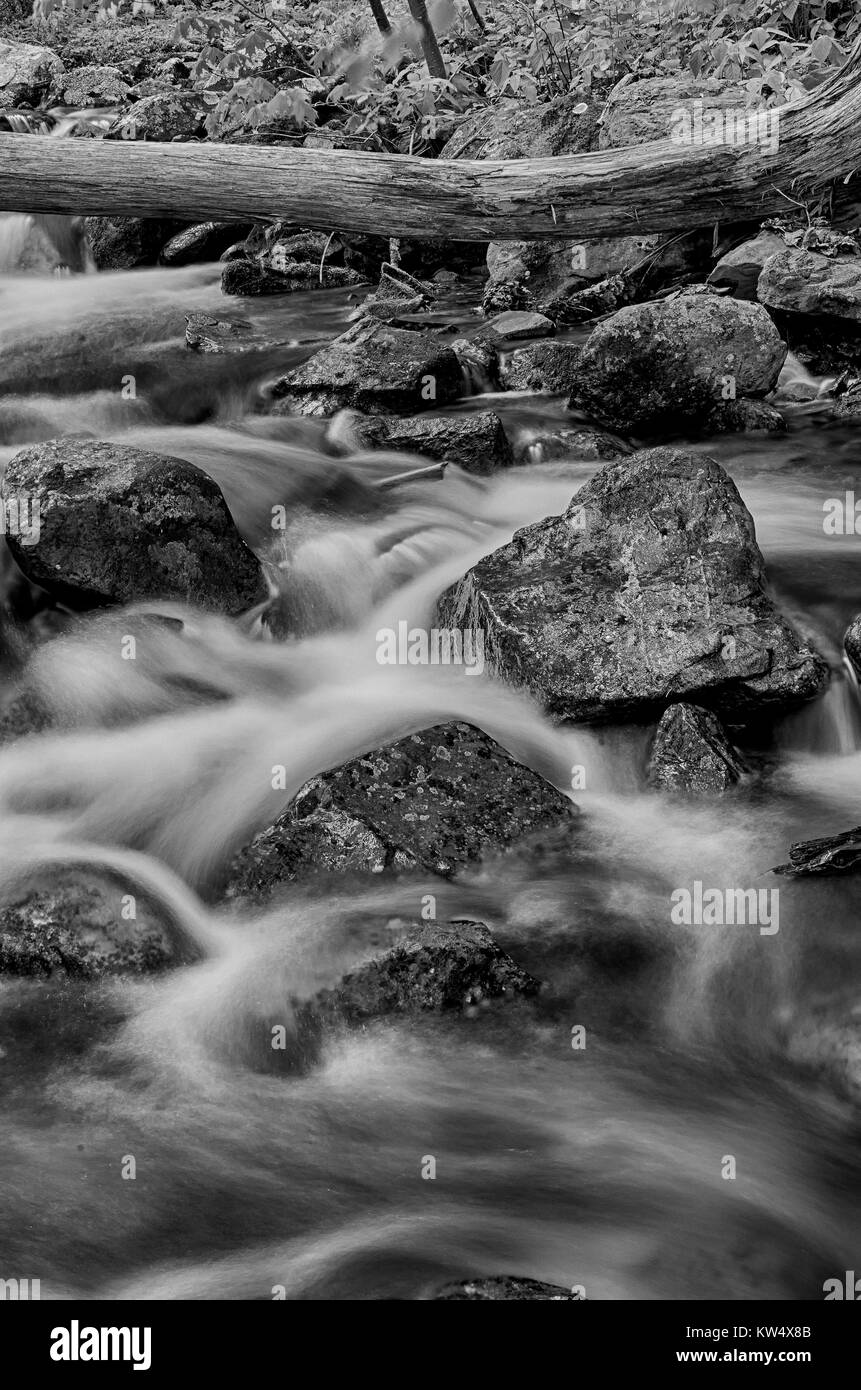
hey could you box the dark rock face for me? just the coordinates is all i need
[221,258,362,296]
[225,722,576,900]
[647,703,746,793]
[312,919,539,1021]
[570,292,787,433]
[106,91,205,141]
[432,1276,580,1300]
[440,448,828,725]
[2,439,263,613]
[709,231,786,299]
[346,411,514,474]
[845,614,861,678]
[483,234,664,316]
[85,216,188,270]
[161,222,252,266]
[270,321,463,417]
[499,341,582,393]
[0,875,174,978]
[758,248,861,322]
[773,827,861,877]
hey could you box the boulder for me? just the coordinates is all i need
[647,703,746,793]
[270,320,463,417]
[311,919,539,1021]
[342,411,514,475]
[222,257,362,296]
[757,248,861,323]
[516,428,628,465]
[106,91,205,141]
[483,234,663,316]
[0,874,174,978]
[55,64,131,106]
[85,216,188,270]
[499,341,582,393]
[845,613,861,678]
[708,231,786,299]
[161,221,253,266]
[0,39,64,107]
[440,94,598,160]
[439,447,828,725]
[598,74,737,150]
[224,722,576,899]
[432,1277,580,1300]
[570,291,787,432]
[483,311,556,342]
[1,439,263,613]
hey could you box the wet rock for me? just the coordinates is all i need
[221,257,361,296]
[845,614,861,678]
[758,249,861,323]
[707,396,786,434]
[358,264,438,324]
[484,311,556,342]
[55,64,131,106]
[0,39,64,107]
[270,320,463,418]
[439,447,828,725]
[516,428,628,465]
[833,383,861,419]
[440,94,599,160]
[483,235,661,316]
[773,827,861,877]
[1,439,263,613]
[709,231,786,299]
[85,216,188,270]
[451,335,501,393]
[570,292,787,433]
[344,411,514,475]
[647,703,746,793]
[432,1276,580,1300]
[499,341,582,393]
[0,875,174,978]
[224,722,576,899]
[106,91,205,141]
[161,222,253,266]
[184,312,291,356]
[311,919,539,1021]
[598,73,736,149]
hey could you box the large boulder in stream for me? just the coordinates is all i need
[224,722,576,900]
[1,439,263,614]
[271,320,463,417]
[439,448,828,725]
[0,39,64,107]
[757,248,861,323]
[570,291,787,433]
[85,216,189,270]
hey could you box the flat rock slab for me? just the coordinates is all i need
[2,439,263,613]
[647,702,746,793]
[773,827,861,877]
[439,447,827,725]
[270,320,463,417]
[225,721,576,900]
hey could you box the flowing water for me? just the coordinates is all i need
[0,219,859,1302]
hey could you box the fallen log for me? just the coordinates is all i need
[2,39,861,241]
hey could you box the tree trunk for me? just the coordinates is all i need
[2,41,861,241]
[406,0,447,79]
[367,0,391,35]
[466,0,486,31]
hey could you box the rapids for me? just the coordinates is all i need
[0,233,859,1302]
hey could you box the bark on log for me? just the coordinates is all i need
[1,39,861,241]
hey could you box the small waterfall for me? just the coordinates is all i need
[778,660,861,755]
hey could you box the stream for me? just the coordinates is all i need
[0,220,859,1301]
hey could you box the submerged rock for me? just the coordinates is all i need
[2,439,263,613]
[516,428,628,465]
[184,311,293,355]
[270,320,463,417]
[439,447,827,725]
[312,918,539,1021]
[225,722,576,899]
[570,292,787,433]
[432,1276,580,1300]
[0,39,64,107]
[343,411,514,474]
[647,703,746,793]
[0,875,174,978]
[757,249,861,323]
